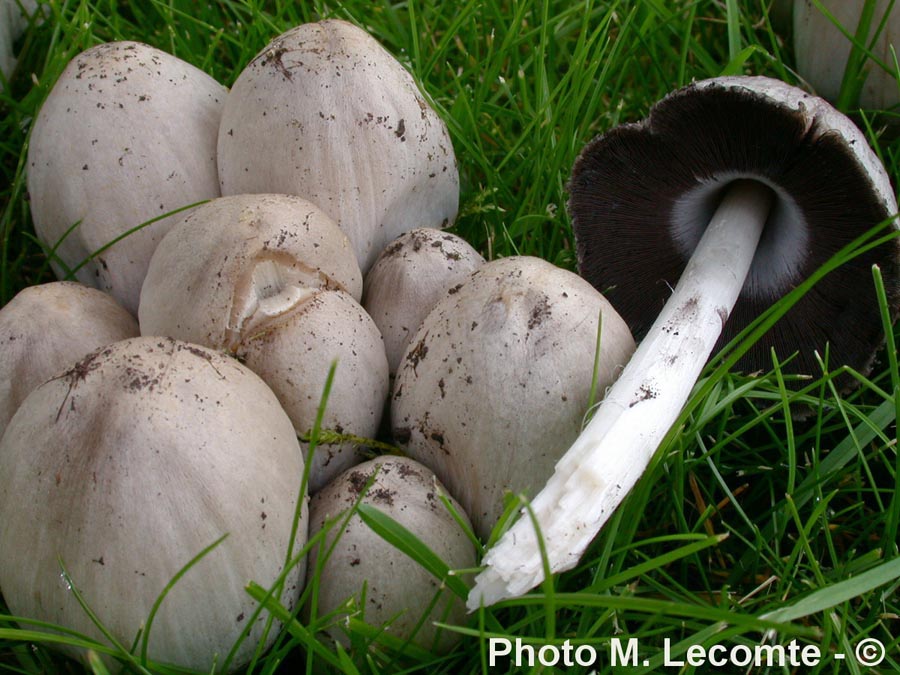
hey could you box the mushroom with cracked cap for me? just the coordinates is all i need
[468,75,900,609]
[139,193,389,493]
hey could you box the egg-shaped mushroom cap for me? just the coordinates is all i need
[391,256,636,539]
[0,337,307,672]
[27,41,226,316]
[236,289,389,493]
[307,455,475,653]
[139,193,363,350]
[363,228,485,375]
[217,19,459,273]
[569,75,899,387]
[0,281,138,437]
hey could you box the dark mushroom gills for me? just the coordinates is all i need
[468,75,899,609]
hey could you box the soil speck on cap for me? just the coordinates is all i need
[406,337,429,372]
[397,462,421,479]
[528,294,552,330]
[369,488,396,506]
[393,427,411,444]
[63,348,107,384]
[262,47,293,81]
[347,470,371,496]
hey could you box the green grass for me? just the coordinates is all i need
[2,0,900,673]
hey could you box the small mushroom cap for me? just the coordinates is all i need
[794,0,900,111]
[391,256,636,539]
[27,41,226,315]
[569,75,900,385]
[217,19,460,272]
[307,455,475,652]
[140,193,386,492]
[0,337,307,672]
[0,281,138,437]
[363,228,486,375]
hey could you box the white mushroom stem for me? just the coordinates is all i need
[468,179,774,610]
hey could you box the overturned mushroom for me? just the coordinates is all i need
[392,256,635,540]
[27,41,226,315]
[307,455,475,653]
[139,193,388,492]
[0,337,307,671]
[0,281,138,437]
[468,76,899,608]
[217,19,459,272]
[363,228,485,376]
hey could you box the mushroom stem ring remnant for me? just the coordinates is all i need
[468,180,772,608]
[467,75,900,610]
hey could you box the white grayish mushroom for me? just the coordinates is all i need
[794,0,900,111]
[468,76,899,609]
[0,337,308,672]
[307,455,475,653]
[0,0,38,88]
[391,256,635,540]
[0,281,138,438]
[139,193,388,492]
[217,19,459,273]
[363,228,485,376]
[27,41,226,315]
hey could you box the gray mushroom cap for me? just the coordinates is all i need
[235,289,390,492]
[27,41,226,315]
[140,193,388,492]
[391,256,636,539]
[0,0,38,88]
[794,0,900,111]
[0,281,138,438]
[217,19,459,272]
[307,455,475,652]
[363,228,485,376]
[0,337,307,672]
[139,193,363,349]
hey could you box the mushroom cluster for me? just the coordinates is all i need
[0,17,478,671]
[5,7,899,673]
